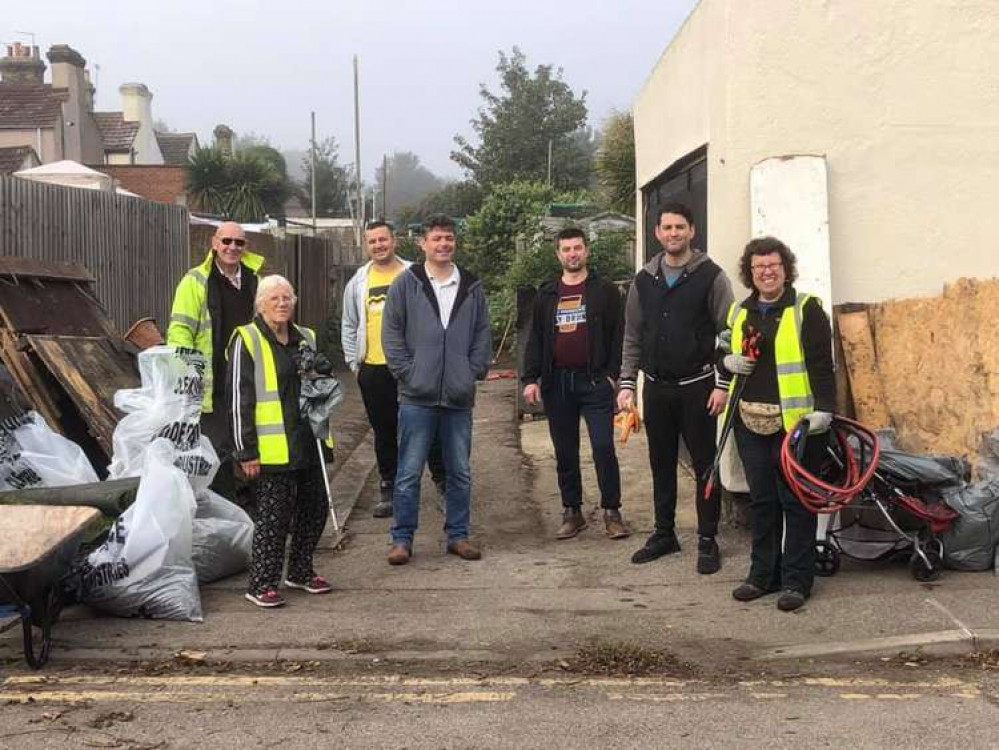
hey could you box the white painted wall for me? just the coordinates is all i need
[633,0,999,304]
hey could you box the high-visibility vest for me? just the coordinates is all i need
[235,321,316,466]
[166,249,265,413]
[722,292,815,432]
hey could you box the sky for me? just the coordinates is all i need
[4,0,698,182]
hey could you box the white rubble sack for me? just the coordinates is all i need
[193,490,254,583]
[108,345,218,492]
[78,439,202,621]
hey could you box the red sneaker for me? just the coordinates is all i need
[284,575,333,594]
[245,589,286,608]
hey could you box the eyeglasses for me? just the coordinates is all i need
[751,262,783,274]
[220,237,246,247]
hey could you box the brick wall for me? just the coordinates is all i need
[90,164,187,205]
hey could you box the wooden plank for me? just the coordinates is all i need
[836,309,892,428]
[26,336,138,456]
[0,276,117,337]
[0,330,63,430]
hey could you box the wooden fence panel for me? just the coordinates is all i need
[0,176,189,335]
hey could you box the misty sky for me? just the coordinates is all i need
[4,0,698,182]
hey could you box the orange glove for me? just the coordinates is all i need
[614,405,641,444]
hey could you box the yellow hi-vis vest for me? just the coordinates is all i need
[722,292,815,433]
[235,321,317,466]
[167,249,265,413]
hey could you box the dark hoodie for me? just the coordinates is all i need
[620,250,734,390]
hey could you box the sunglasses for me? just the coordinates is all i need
[220,237,246,247]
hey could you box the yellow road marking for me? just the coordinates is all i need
[0,689,514,705]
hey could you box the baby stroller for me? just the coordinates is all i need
[781,416,962,582]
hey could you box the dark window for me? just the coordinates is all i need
[642,145,708,261]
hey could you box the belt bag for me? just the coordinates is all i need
[739,401,782,435]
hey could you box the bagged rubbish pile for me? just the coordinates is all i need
[0,411,98,490]
[71,439,203,621]
[193,490,253,584]
[65,345,254,620]
[940,429,999,572]
[108,346,218,493]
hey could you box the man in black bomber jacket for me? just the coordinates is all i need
[521,228,631,541]
[617,202,734,574]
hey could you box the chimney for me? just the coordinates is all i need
[0,43,46,84]
[213,124,234,157]
[47,45,89,161]
[120,83,164,164]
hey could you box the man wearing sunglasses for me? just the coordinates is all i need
[168,221,265,502]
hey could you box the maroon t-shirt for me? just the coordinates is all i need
[552,280,588,370]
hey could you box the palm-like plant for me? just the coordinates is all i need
[185,147,283,222]
[595,111,636,215]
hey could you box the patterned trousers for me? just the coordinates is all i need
[247,465,328,595]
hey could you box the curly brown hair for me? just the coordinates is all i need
[737,236,798,289]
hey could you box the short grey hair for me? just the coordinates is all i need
[255,274,297,313]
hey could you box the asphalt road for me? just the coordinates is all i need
[2,664,998,749]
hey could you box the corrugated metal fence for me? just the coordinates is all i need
[0,175,190,334]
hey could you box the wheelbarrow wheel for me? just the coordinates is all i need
[23,586,59,669]
[814,540,840,577]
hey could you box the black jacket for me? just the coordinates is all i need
[521,271,624,386]
[724,286,836,413]
[226,315,315,472]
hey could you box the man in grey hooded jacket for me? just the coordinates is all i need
[381,215,492,565]
[342,221,447,518]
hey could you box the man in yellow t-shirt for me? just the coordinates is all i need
[341,221,447,518]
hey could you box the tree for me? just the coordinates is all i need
[299,137,351,218]
[396,180,485,227]
[595,111,636,214]
[452,48,593,191]
[374,151,442,221]
[185,147,284,223]
[240,144,293,217]
[460,180,586,288]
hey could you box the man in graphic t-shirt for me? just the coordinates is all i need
[342,221,447,518]
[521,228,630,540]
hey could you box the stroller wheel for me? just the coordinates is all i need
[908,549,941,582]
[814,540,840,577]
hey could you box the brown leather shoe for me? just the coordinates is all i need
[446,539,482,560]
[387,544,411,565]
[603,509,631,540]
[555,508,587,540]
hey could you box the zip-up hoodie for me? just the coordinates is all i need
[381,263,492,409]
[341,258,414,372]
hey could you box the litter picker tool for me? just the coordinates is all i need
[702,327,761,500]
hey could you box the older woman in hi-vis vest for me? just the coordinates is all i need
[227,275,332,608]
[720,237,836,612]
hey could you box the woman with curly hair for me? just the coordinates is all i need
[721,237,835,612]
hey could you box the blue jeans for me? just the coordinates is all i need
[391,404,472,546]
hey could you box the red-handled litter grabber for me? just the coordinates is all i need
[702,327,761,500]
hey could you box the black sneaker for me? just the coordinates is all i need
[732,582,776,602]
[777,589,808,612]
[373,481,393,518]
[696,536,721,575]
[630,531,681,564]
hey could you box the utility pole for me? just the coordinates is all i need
[353,55,363,247]
[382,153,388,220]
[310,111,317,236]
[547,139,553,188]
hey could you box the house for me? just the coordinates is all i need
[632,0,999,304]
[0,145,40,174]
[0,42,194,168]
[0,43,103,164]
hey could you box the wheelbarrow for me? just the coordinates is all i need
[0,505,103,668]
